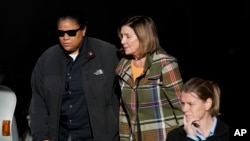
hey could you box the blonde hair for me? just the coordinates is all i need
[181,77,221,116]
[117,15,160,57]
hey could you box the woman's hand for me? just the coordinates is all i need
[183,115,199,136]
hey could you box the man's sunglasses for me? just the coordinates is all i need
[57,27,82,37]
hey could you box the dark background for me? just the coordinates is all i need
[0,1,249,140]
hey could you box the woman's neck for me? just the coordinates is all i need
[132,57,146,68]
[198,116,214,137]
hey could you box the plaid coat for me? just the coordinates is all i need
[116,48,184,141]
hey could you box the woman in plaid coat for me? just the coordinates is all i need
[116,15,184,141]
